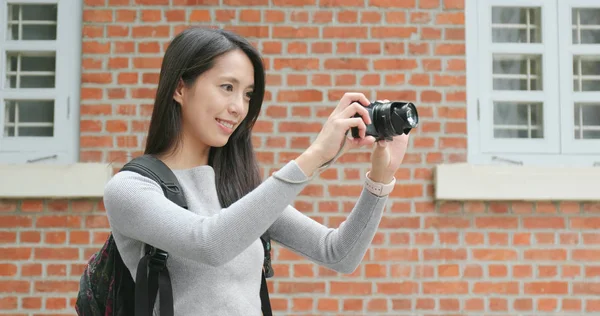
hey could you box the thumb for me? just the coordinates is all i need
[371,140,388,160]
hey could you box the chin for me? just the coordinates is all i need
[209,137,230,148]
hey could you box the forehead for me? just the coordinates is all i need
[208,50,254,86]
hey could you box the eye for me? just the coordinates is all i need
[221,84,233,92]
[245,91,254,100]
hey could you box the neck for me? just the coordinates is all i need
[159,136,211,170]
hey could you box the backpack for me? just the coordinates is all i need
[75,154,274,316]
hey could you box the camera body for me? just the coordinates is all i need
[350,101,419,141]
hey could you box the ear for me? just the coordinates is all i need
[173,79,185,105]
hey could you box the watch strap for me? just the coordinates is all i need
[364,171,396,196]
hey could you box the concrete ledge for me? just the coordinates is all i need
[434,163,600,201]
[0,163,112,198]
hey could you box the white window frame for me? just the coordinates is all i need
[466,0,600,167]
[558,0,600,155]
[0,0,82,165]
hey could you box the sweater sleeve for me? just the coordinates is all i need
[103,160,310,267]
[267,187,388,274]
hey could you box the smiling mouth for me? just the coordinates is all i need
[216,118,234,129]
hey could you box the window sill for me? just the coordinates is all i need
[434,163,600,201]
[0,163,112,198]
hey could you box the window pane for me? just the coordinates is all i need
[574,103,600,139]
[493,102,544,139]
[573,55,600,91]
[3,100,54,137]
[7,4,58,41]
[493,55,543,91]
[21,5,58,21]
[5,52,56,89]
[492,7,542,43]
[572,8,600,44]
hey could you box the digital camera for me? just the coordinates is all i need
[350,101,419,141]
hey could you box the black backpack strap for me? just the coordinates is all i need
[260,232,273,316]
[120,154,185,316]
[121,154,188,210]
[260,232,273,278]
[260,271,272,316]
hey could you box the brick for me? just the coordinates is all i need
[373,59,417,70]
[369,0,415,8]
[278,282,325,293]
[85,0,106,5]
[83,10,113,22]
[0,264,17,276]
[273,58,319,70]
[82,41,111,54]
[132,26,170,37]
[0,216,32,228]
[45,231,67,244]
[34,281,79,293]
[435,43,466,55]
[322,0,363,6]
[34,248,79,260]
[0,281,29,293]
[475,217,518,229]
[0,296,18,309]
[523,217,565,229]
[373,249,418,261]
[36,216,81,228]
[272,0,316,6]
[423,282,468,294]
[436,12,464,24]
[444,0,464,9]
[525,282,569,295]
[371,27,418,38]
[277,90,322,102]
[331,282,372,295]
[324,58,369,70]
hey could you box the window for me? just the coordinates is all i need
[466,0,600,166]
[0,0,81,164]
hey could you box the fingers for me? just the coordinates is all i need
[340,102,371,124]
[333,92,370,115]
[341,92,370,107]
[336,117,366,138]
[346,135,376,151]
[360,136,376,146]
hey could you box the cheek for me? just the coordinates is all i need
[181,96,211,126]
[243,100,252,116]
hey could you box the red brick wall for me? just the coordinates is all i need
[2,0,600,315]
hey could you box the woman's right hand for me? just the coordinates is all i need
[295,92,377,176]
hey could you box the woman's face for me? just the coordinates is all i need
[174,49,255,151]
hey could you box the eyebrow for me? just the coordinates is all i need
[221,76,254,89]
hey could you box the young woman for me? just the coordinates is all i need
[103,26,410,315]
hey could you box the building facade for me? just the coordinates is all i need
[1,0,600,314]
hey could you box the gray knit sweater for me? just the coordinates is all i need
[103,160,388,316]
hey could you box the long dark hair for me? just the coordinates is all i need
[144,26,265,208]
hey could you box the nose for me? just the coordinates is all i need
[228,93,245,117]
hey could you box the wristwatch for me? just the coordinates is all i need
[364,171,396,196]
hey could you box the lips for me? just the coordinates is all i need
[216,118,235,129]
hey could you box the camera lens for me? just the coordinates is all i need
[390,102,418,135]
[351,101,419,141]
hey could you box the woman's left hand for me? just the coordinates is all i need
[367,100,411,183]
